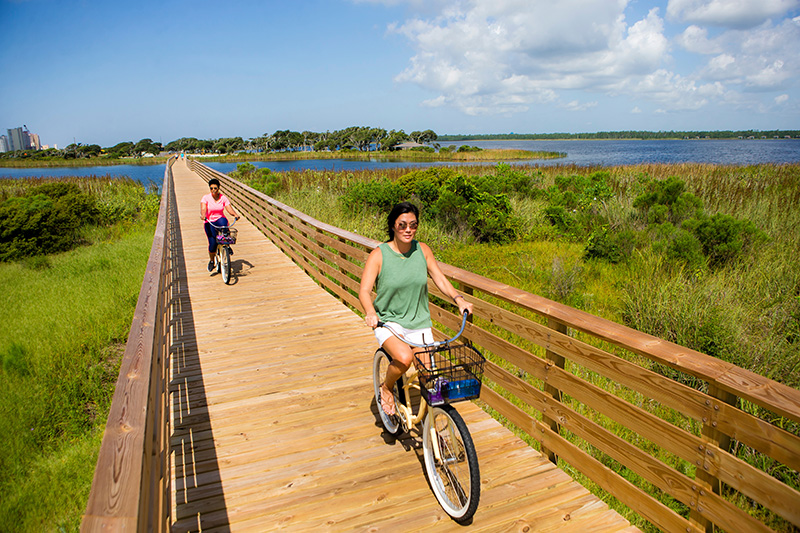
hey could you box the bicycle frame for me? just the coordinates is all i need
[377,312,471,457]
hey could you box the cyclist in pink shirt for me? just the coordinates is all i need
[201,178,240,272]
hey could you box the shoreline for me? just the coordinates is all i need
[0,148,565,169]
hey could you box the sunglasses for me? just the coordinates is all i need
[209,186,219,191]
[395,221,419,231]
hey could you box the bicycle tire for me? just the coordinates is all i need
[422,404,480,522]
[221,246,231,284]
[372,349,404,437]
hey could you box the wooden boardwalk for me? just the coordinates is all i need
[168,158,638,532]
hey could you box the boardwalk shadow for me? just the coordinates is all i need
[169,201,231,531]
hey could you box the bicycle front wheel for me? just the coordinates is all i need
[422,404,480,523]
[372,349,403,437]
[220,246,231,284]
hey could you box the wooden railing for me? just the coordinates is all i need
[190,159,800,533]
[81,158,176,532]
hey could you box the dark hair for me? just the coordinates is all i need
[386,202,419,241]
[208,178,220,188]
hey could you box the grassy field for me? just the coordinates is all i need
[0,178,158,531]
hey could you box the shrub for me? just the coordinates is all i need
[435,175,519,243]
[0,183,100,261]
[584,228,638,263]
[457,145,482,152]
[340,177,405,213]
[685,213,765,267]
[397,167,457,202]
[633,176,703,225]
[544,205,575,233]
[245,168,282,197]
[476,163,542,198]
[651,223,706,268]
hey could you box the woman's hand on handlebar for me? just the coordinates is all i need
[456,298,473,318]
[365,312,380,329]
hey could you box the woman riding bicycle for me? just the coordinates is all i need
[359,202,473,416]
[201,178,240,272]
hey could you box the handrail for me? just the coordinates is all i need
[81,157,176,532]
[190,159,800,533]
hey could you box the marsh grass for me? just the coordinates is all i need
[0,177,157,531]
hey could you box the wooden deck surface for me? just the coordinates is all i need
[168,158,639,532]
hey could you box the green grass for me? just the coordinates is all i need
[0,178,157,532]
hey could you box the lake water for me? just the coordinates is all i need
[2,139,798,187]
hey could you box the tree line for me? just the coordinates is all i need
[0,126,440,162]
[164,126,439,154]
[439,130,800,141]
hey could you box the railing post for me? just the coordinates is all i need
[542,317,567,464]
[690,384,737,532]
[339,236,350,305]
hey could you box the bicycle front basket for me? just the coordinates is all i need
[415,342,485,406]
[216,227,237,245]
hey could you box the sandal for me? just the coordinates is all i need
[380,383,396,416]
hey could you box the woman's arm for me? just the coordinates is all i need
[224,199,240,220]
[420,242,473,316]
[358,248,383,328]
[200,199,207,221]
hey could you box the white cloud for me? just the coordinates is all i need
[390,0,674,114]
[666,0,800,29]
[775,93,790,103]
[693,16,800,89]
[676,25,722,53]
[367,0,800,118]
[631,106,642,113]
[563,100,599,111]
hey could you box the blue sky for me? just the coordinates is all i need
[1,0,798,148]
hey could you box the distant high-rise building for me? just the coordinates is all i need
[7,127,31,151]
[0,135,8,153]
[30,133,41,150]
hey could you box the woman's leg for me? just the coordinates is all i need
[379,336,419,415]
[204,223,217,261]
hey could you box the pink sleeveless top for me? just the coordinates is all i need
[202,193,230,222]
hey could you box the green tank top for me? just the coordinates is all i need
[373,240,432,330]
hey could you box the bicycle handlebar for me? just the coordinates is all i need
[377,310,470,348]
[206,218,238,229]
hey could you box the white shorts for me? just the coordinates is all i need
[374,322,434,348]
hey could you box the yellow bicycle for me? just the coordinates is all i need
[373,311,484,523]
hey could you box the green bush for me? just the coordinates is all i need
[457,145,482,152]
[247,168,282,197]
[0,183,99,261]
[397,167,458,202]
[544,205,575,233]
[685,213,765,267]
[476,163,542,198]
[633,176,703,225]
[542,171,614,239]
[435,175,519,243]
[651,223,706,268]
[340,177,405,213]
[584,227,638,263]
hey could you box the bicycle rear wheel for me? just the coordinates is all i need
[220,246,231,284]
[372,349,404,437]
[422,404,480,522]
